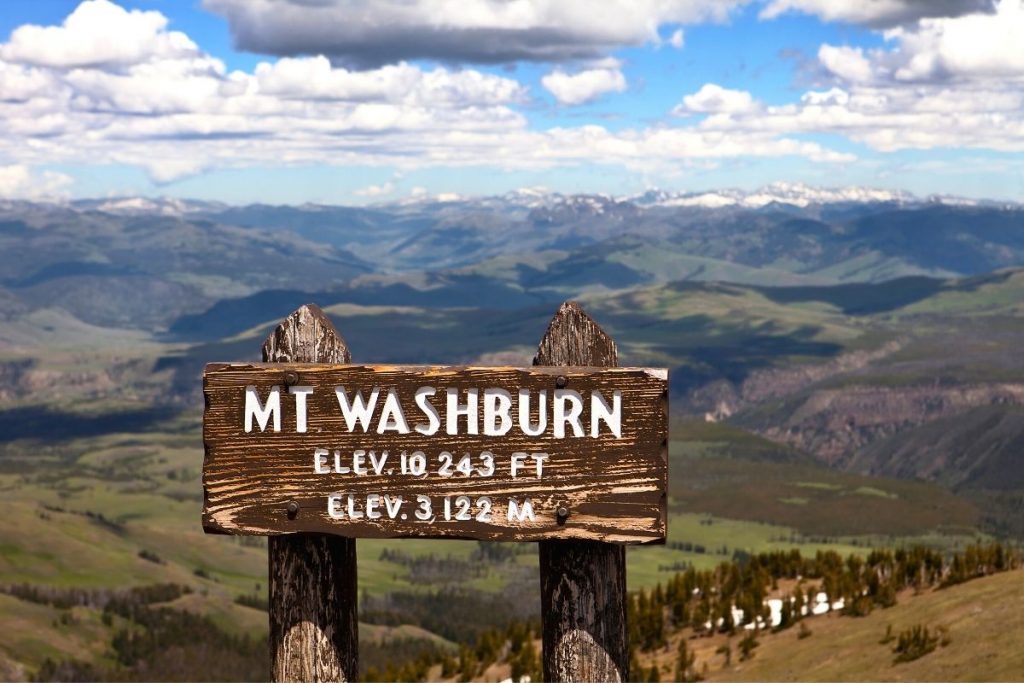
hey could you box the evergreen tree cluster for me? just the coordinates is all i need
[33,585,265,682]
[1,582,189,611]
[940,542,1012,588]
[891,623,949,663]
[376,548,489,584]
[626,541,1016,659]
[22,541,1018,682]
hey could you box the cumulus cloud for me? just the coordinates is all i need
[0,1,860,184]
[203,0,745,67]
[0,165,73,198]
[0,61,55,101]
[255,56,526,105]
[0,0,199,68]
[810,0,1024,86]
[669,29,686,48]
[881,0,1024,81]
[759,0,995,28]
[674,83,759,115]
[817,45,875,83]
[676,1,1024,156]
[0,2,534,182]
[542,60,627,105]
[671,84,761,117]
[354,181,396,197]
[144,158,209,185]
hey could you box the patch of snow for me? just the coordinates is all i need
[93,196,210,216]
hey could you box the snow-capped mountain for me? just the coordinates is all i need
[72,196,225,216]
[631,182,915,209]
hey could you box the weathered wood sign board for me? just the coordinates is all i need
[203,363,668,544]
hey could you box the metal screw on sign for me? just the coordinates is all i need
[556,505,570,525]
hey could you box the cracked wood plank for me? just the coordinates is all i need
[202,363,667,543]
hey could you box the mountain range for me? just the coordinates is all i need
[2,184,1023,336]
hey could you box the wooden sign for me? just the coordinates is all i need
[203,363,668,544]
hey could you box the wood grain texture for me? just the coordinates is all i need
[202,364,668,543]
[536,301,636,683]
[261,304,358,683]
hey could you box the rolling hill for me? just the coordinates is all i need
[706,569,1024,682]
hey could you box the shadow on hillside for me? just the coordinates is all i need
[0,406,177,443]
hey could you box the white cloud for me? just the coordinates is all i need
[680,1,1024,156]
[203,0,747,66]
[884,0,1024,81]
[817,45,874,83]
[0,165,73,198]
[812,0,1024,85]
[0,0,199,68]
[0,62,56,102]
[690,78,1024,154]
[20,0,1006,188]
[254,57,525,106]
[669,29,686,48]
[759,0,993,27]
[542,61,627,105]
[800,87,850,106]
[674,83,759,114]
[353,181,396,197]
[143,158,209,185]
[0,2,533,182]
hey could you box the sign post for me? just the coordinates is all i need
[202,301,668,682]
[535,301,640,683]
[260,304,358,683]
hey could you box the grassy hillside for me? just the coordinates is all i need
[699,569,1024,682]
[0,400,990,678]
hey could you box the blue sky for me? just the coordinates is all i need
[0,0,1021,204]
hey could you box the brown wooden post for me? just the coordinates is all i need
[263,304,358,682]
[535,301,629,682]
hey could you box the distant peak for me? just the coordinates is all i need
[630,182,916,209]
[73,196,224,216]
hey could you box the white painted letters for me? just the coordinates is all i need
[314,447,329,474]
[335,386,380,432]
[483,388,513,436]
[507,498,535,522]
[518,389,547,436]
[289,386,314,433]
[553,389,585,438]
[591,390,622,438]
[414,386,440,435]
[377,389,410,434]
[244,385,281,433]
[446,388,479,435]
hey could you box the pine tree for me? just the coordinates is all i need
[739,632,759,661]
[792,586,805,620]
[777,598,793,630]
[675,637,697,682]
